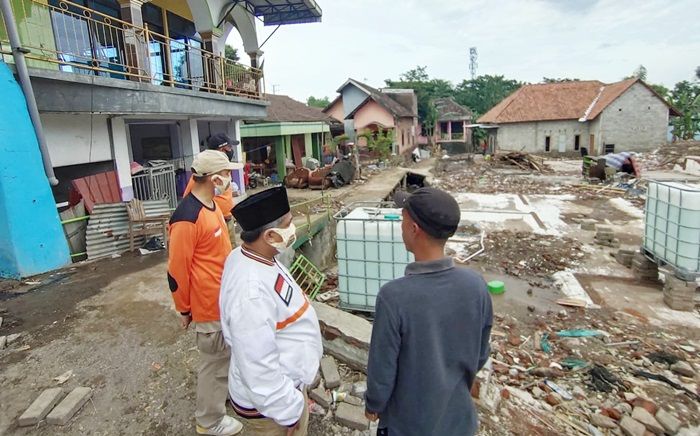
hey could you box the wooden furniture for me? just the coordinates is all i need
[126,199,170,251]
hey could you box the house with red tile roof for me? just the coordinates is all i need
[477,79,680,154]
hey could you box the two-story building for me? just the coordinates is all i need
[1,0,322,203]
[0,0,321,277]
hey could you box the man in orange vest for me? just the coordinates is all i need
[184,133,242,245]
[168,150,244,435]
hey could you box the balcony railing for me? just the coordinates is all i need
[0,0,263,99]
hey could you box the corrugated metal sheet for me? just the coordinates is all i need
[71,171,122,213]
[86,200,172,260]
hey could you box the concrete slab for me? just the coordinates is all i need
[313,302,372,373]
[46,387,92,426]
[335,403,369,431]
[320,356,341,389]
[18,388,64,426]
[309,384,331,409]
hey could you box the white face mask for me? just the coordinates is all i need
[267,222,297,253]
[212,175,232,196]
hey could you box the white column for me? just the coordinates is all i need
[181,119,200,171]
[227,119,245,195]
[110,117,134,201]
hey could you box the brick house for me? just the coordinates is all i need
[478,79,680,155]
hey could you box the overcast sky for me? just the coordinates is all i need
[227,0,700,102]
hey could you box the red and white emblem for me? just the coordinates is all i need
[274,274,293,306]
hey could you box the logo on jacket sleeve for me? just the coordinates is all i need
[274,274,293,306]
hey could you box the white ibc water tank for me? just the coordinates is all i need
[336,207,414,312]
[644,181,700,274]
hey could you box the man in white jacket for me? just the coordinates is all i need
[219,186,323,436]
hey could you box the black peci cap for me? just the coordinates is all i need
[394,188,460,239]
[233,186,290,231]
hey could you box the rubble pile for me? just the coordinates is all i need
[475,308,700,435]
[308,356,373,436]
[494,152,550,173]
[637,141,700,171]
[476,231,585,278]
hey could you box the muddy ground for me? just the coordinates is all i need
[1,149,699,435]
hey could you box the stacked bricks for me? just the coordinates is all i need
[631,252,659,281]
[615,248,635,267]
[663,272,697,312]
[594,226,619,248]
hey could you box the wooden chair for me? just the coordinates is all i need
[126,199,170,252]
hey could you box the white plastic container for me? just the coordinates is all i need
[336,206,414,312]
[644,181,700,274]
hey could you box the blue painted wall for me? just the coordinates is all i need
[341,83,370,139]
[0,62,70,278]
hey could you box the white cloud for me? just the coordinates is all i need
[227,0,700,102]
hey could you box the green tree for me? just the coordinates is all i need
[307,96,331,108]
[649,83,670,100]
[385,66,453,125]
[225,45,239,62]
[454,75,523,116]
[423,102,439,139]
[632,65,648,81]
[367,128,394,161]
[670,80,700,140]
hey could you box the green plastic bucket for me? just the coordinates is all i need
[487,280,505,295]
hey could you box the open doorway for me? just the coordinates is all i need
[127,121,181,207]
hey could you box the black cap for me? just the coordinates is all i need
[233,186,290,231]
[207,133,240,150]
[394,188,460,239]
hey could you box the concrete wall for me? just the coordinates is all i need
[395,117,417,154]
[326,99,344,123]
[0,62,70,278]
[597,82,670,152]
[42,114,112,167]
[496,120,588,154]
[353,100,395,130]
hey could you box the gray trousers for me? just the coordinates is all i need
[195,329,230,428]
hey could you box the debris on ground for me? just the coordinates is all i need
[472,306,700,435]
[494,152,550,173]
[476,231,585,277]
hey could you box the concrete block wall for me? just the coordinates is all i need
[598,83,670,152]
[497,120,588,154]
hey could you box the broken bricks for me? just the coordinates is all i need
[662,272,696,311]
[631,252,659,281]
[594,226,620,248]
[320,356,341,389]
[334,403,369,431]
[615,248,635,267]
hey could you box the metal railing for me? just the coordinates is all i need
[132,164,178,209]
[0,0,263,99]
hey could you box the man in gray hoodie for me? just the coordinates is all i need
[365,187,493,436]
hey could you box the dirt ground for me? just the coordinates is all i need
[1,147,699,435]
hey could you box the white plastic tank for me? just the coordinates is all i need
[644,181,700,274]
[336,206,414,311]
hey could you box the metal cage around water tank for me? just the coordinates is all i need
[334,202,414,312]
